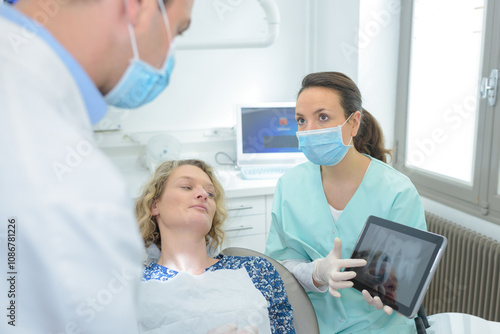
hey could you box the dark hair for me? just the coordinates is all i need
[297,72,392,163]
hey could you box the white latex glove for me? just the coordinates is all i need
[207,323,258,334]
[312,237,367,297]
[362,289,395,316]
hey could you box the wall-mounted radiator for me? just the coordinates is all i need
[423,212,500,321]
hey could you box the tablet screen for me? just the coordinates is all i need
[348,216,447,318]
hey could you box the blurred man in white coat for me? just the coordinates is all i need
[0,0,193,332]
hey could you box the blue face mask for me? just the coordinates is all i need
[296,114,353,166]
[105,0,175,109]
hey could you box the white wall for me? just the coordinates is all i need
[310,0,360,79]
[100,0,361,133]
[358,0,402,151]
[118,0,308,132]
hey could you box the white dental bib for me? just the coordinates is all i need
[137,267,271,333]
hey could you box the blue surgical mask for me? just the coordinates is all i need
[105,0,175,109]
[296,114,353,166]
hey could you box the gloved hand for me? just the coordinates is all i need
[312,237,367,297]
[207,323,258,334]
[362,290,395,316]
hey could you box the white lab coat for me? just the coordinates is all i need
[0,14,143,334]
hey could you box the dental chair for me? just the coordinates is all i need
[221,247,320,334]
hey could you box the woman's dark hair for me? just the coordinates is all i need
[297,72,392,163]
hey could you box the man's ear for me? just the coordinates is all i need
[124,0,142,26]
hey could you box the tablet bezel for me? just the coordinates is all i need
[347,215,447,318]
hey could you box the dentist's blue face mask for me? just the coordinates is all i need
[296,113,354,166]
[105,0,175,109]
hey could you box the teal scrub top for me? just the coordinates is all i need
[265,157,426,334]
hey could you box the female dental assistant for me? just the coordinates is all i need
[265,72,427,334]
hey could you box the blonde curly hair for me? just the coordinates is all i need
[135,159,227,252]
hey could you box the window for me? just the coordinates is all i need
[394,0,500,223]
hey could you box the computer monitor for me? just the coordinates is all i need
[235,102,307,167]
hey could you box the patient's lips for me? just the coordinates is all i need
[191,204,208,213]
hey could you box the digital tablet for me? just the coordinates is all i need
[347,215,447,318]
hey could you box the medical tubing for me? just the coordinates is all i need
[215,152,235,166]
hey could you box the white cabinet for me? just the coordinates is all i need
[222,196,267,253]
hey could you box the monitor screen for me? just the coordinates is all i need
[242,106,299,154]
[235,103,307,166]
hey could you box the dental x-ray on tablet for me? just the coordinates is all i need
[347,215,447,318]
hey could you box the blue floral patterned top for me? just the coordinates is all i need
[143,254,295,333]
